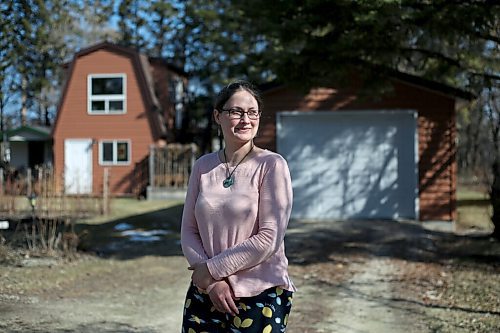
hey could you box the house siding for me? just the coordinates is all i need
[256,81,457,221]
[53,49,155,195]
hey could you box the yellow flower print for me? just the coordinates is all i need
[241,319,253,328]
[276,287,283,296]
[188,315,205,324]
[262,306,273,318]
[233,316,253,328]
[263,324,272,333]
[239,302,250,311]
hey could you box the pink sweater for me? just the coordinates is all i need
[181,149,296,297]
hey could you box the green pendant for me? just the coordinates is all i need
[223,177,234,188]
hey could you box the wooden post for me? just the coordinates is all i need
[27,168,32,196]
[0,168,4,195]
[37,166,43,196]
[149,145,155,189]
[103,168,109,215]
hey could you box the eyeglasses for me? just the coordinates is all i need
[220,108,261,120]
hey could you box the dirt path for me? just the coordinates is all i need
[1,256,191,332]
[1,256,423,333]
[1,218,499,332]
[322,259,411,332]
[302,258,430,333]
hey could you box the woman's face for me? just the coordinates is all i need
[215,89,260,145]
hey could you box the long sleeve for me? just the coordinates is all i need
[206,157,293,280]
[180,161,209,266]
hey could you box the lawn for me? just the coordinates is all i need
[79,186,494,231]
[456,185,493,232]
[80,198,184,225]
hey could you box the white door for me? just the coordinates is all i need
[64,139,93,194]
[277,111,418,220]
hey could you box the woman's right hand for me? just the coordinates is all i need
[207,280,239,316]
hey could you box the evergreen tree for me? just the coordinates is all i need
[0,1,16,131]
[117,0,147,50]
[231,1,498,92]
[148,0,178,58]
[71,0,117,47]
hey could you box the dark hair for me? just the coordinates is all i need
[214,80,263,112]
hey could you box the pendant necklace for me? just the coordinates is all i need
[222,145,254,188]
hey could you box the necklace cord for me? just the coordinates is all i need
[223,144,254,182]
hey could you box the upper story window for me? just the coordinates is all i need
[88,74,126,114]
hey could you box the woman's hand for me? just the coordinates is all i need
[188,262,215,289]
[207,280,239,316]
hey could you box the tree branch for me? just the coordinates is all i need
[471,30,500,44]
[400,47,462,68]
[469,71,500,82]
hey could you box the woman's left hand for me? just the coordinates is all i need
[189,262,216,289]
[207,280,239,315]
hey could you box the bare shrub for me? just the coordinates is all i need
[24,219,60,255]
[0,233,19,265]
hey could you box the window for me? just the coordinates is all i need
[88,74,126,114]
[99,140,130,165]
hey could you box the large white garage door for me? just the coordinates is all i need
[277,111,418,220]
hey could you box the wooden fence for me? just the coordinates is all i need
[0,166,109,219]
[1,143,197,211]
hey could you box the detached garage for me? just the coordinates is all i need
[256,74,473,221]
[278,110,418,220]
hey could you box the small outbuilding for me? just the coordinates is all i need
[256,73,473,221]
[0,125,52,169]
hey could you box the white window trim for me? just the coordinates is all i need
[87,74,127,114]
[99,139,132,166]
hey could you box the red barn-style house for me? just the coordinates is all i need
[255,74,473,222]
[53,42,187,196]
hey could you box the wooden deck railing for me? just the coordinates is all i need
[148,143,198,190]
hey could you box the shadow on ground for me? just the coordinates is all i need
[75,204,184,259]
[73,203,499,268]
[285,219,500,266]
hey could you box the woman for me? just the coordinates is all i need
[181,80,296,332]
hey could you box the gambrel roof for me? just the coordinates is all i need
[53,41,187,140]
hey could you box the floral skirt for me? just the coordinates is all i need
[182,282,293,333]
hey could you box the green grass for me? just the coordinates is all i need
[4,187,487,234]
[457,187,489,201]
[456,185,493,232]
[81,188,493,230]
[79,198,183,225]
